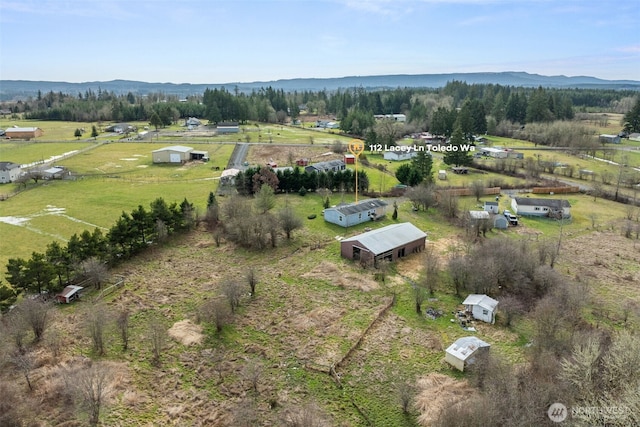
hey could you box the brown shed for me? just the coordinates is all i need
[340,222,427,266]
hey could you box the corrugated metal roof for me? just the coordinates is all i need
[152,145,193,153]
[331,199,388,215]
[463,294,498,311]
[341,222,427,255]
[469,210,490,219]
[446,336,490,361]
[514,197,570,208]
[6,127,40,132]
[58,285,84,298]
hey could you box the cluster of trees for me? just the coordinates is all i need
[1,197,196,307]
[6,82,636,142]
[235,166,370,196]
[395,150,434,186]
[212,187,304,250]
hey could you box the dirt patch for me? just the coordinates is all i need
[301,260,379,291]
[415,373,475,426]
[247,145,344,167]
[168,319,204,346]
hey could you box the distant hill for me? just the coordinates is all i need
[1,72,639,101]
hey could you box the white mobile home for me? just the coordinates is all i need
[511,197,571,219]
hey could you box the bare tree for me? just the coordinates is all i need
[198,298,232,333]
[406,184,437,211]
[116,309,130,351]
[281,401,331,427]
[45,327,62,360]
[246,268,258,296]
[0,381,22,426]
[4,310,29,352]
[66,361,114,427]
[11,350,36,391]
[413,282,427,314]
[148,317,167,367]
[222,278,243,314]
[279,206,303,239]
[423,246,440,295]
[87,303,108,356]
[438,191,459,219]
[81,257,109,290]
[16,298,52,342]
[470,180,485,202]
[242,358,263,394]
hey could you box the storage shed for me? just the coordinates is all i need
[462,294,499,324]
[56,285,84,304]
[445,336,490,371]
[340,222,427,266]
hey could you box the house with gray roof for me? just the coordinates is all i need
[0,161,22,183]
[305,160,345,174]
[340,222,427,266]
[323,199,388,227]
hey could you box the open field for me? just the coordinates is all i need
[1,136,639,425]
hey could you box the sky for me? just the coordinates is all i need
[0,0,638,84]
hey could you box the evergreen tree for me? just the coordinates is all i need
[91,125,99,139]
[623,97,640,133]
[411,150,433,183]
[443,123,473,167]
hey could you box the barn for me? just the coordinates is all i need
[324,199,388,227]
[340,222,427,266]
[152,146,209,164]
[5,127,44,140]
[445,336,490,371]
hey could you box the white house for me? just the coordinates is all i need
[462,294,499,324]
[445,336,490,371]
[324,199,388,227]
[383,150,418,161]
[511,197,571,219]
[0,162,22,183]
[479,147,508,158]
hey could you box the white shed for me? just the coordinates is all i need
[462,294,498,324]
[445,336,490,371]
[438,170,447,180]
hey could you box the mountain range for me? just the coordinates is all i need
[1,72,639,101]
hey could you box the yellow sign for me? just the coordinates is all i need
[348,139,365,157]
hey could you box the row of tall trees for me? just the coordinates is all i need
[235,166,370,196]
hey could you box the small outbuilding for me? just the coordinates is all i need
[56,285,84,304]
[445,336,490,371]
[462,294,499,324]
[344,154,356,164]
[340,222,427,266]
[483,201,499,214]
[438,170,447,180]
[493,215,509,230]
[220,168,241,185]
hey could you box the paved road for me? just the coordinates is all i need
[227,143,250,169]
